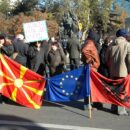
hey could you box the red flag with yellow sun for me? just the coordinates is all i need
[0,54,46,109]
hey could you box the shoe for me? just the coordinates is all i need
[118,112,129,116]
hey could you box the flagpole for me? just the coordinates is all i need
[86,64,92,119]
[88,95,92,118]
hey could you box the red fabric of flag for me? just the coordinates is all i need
[0,54,46,109]
[90,69,130,108]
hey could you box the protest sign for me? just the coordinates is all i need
[23,20,49,43]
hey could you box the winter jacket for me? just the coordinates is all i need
[106,36,130,78]
[13,39,28,66]
[82,39,100,70]
[27,45,46,76]
[1,44,14,57]
[67,35,81,59]
[47,47,66,76]
[98,44,110,77]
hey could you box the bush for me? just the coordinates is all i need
[0,11,59,38]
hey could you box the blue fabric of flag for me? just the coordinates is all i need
[45,65,90,102]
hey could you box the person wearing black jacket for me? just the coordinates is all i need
[67,33,81,70]
[0,34,14,104]
[13,34,29,67]
[27,41,46,76]
[47,41,66,76]
[0,34,14,57]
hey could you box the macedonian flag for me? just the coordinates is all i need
[0,54,46,109]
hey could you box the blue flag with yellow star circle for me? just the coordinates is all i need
[45,65,90,101]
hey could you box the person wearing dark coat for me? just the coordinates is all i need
[47,41,66,76]
[27,41,46,76]
[0,34,14,104]
[0,36,14,58]
[41,40,51,77]
[41,40,51,62]
[98,36,114,77]
[67,33,81,70]
[87,29,101,53]
[13,34,28,66]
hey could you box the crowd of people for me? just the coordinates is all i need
[81,28,130,116]
[0,26,130,116]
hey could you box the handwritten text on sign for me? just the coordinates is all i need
[23,20,49,43]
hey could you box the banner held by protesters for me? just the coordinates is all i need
[0,54,46,109]
[45,65,90,102]
[90,69,130,109]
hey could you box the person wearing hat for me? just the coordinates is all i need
[106,28,130,116]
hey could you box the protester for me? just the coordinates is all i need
[87,28,101,53]
[98,35,114,77]
[81,30,100,71]
[67,32,81,70]
[13,34,29,66]
[41,40,51,78]
[0,34,14,58]
[27,41,46,76]
[106,28,130,116]
[81,29,101,110]
[0,33,14,104]
[47,41,66,76]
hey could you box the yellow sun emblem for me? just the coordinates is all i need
[0,54,44,109]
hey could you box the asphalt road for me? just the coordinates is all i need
[0,100,130,130]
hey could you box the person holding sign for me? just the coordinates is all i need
[27,41,46,76]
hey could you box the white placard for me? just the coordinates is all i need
[23,20,49,43]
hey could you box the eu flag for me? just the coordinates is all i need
[45,65,90,102]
